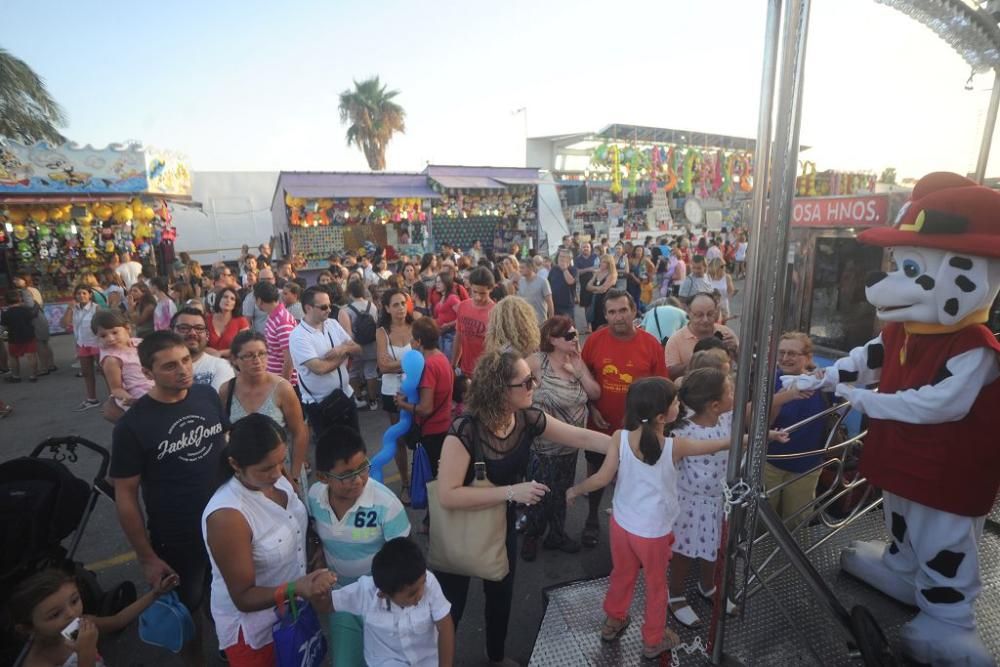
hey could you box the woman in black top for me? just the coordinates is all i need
[435,349,610,665]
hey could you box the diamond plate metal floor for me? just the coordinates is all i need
[530,510,1000,665]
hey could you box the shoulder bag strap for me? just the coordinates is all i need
[225,378,236,416]
[654,307,665,341]
[295,323,344,401]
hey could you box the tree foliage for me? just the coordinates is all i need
[0,48,66,144]
[338,76,405,171]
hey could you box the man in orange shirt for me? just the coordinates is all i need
[451,267,495,377]
[580,290,669,548]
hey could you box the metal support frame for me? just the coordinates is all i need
[976,68,1000,184]
[713,0,813,662]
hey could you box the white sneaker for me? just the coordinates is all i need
[354,397,368,409]
[75,399,101,412]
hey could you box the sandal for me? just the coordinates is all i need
[697,583,738,616]
[642,628,680,660]
[669,595,701,628]
[600,615,630,642]
[399,485,411,506]
[581,522,600,548]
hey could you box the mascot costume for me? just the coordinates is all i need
[805,172,1000,665]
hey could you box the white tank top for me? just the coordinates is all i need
[380,328,412,396]
[611,430,680,538]
[708,275,730,311]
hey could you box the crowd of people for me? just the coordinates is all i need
[3,228,842,666]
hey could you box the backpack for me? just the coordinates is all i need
[348,303,377,345]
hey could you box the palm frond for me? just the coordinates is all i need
[0,48,67,144]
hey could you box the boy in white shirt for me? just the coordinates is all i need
[330,537,454,667]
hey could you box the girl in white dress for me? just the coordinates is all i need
[668,367,736,627]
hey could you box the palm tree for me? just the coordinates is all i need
[0,48,66,144]
[338,76,405,171]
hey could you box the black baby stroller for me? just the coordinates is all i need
[0,436,136,666]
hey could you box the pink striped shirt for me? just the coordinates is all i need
[264,303,298,385]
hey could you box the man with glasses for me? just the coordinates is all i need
[289,286,361,436]
[664,292,739,378]
[579,289,669,549]
[170,308,234,391]
[308,425,411,666]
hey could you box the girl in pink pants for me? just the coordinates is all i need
[567,377,776,660]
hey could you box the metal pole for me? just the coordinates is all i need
[713,0,813,661]
[975,68,1000,184]
[713,0,783,659]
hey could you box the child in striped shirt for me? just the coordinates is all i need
[308,425,411,666]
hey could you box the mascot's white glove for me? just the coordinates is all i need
[780,374,825,391]
[834,383,860,403]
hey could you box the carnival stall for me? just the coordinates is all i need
[270,172,440,271]
[423,166,542,254]
[0,140,191,329]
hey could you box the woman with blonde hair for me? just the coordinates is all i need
[585,254,617,331]
[706,257,737,323]
[484,296,540,359]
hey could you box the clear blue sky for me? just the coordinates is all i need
[2,0,993,179]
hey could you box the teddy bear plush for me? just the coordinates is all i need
[804,172,1000,665]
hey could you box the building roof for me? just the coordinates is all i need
[528,124,809,152]
[423,165,544,190]
[271,171,440,209]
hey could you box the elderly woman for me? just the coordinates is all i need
[202,414,336,665]
[434,349,610,666]
[483,295,541,359]
[520,316,601,560]
[220,332,309,494]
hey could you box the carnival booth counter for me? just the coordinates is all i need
[270,172,439,280]
[0,140,192,330]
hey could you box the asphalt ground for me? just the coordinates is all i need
[0,288,743,666]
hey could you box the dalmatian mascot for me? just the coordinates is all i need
[808,172,1000,665]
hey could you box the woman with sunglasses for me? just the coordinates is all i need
[520,316,602,561]
[434,349,611,666]
[220,332,309,495]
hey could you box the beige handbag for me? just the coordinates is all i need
[426,436,510,582]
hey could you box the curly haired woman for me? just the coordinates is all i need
[483,296,541,360]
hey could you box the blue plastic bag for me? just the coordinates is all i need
[138,591,194,653]
[410,443,432,510]
[272,583,328,667]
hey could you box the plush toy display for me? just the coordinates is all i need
[808,172,1000,665]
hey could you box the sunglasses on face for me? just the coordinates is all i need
[507,375,538,391]
[560,330,578,342]
[319,459,371,483]
[310,304,331,311]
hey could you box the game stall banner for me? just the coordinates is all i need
[791,195,889,228]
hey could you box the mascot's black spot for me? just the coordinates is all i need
[891,512,907,543]
[954,275,976,293]
[840,370,859,382]
[921,587,965,604]
[932,364,953,385]
[888,542,899,555]
[915,275,935,291]
[949,256,973,270]
[944,298,960,317]
[865,271,887,288]
[926,550,965,579]
[866,343,884,370]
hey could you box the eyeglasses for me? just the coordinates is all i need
[560,330,578,342]
[777,350,805,357]
[237,351,268,361]
[507,375,538,391]
[319,459,371,483]
[174,324,207,334]
[309,304,331,311]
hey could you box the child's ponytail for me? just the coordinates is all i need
[624,377,678,466]
[677,367,728,425]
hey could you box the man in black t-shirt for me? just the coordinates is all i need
[110,331,228,655]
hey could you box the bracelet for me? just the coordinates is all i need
[506,486,515,503]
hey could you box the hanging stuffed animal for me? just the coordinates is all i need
[739,153,753,192]
[649,146,661,193]
[609,145,622,195]
[797,173,1000,666]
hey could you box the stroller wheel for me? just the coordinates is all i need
[850,605,897,667]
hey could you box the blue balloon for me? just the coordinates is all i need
[370,349,424,482]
